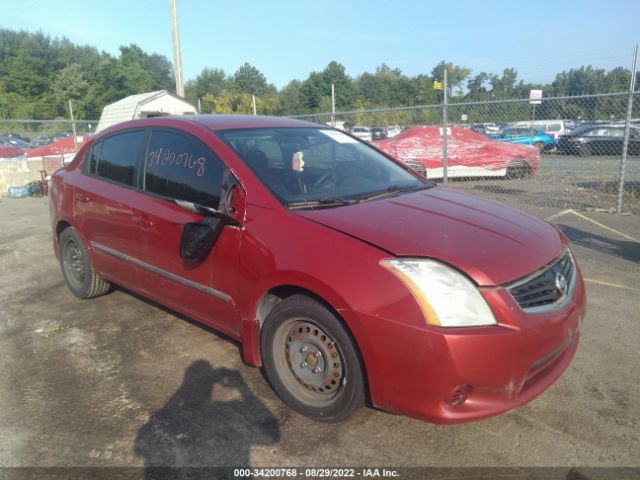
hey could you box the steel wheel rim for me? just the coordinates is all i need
[273,318,345,407]
[63,239,85,288]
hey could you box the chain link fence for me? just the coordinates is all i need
[291,92,640,214]
[0,120,96,196]
[1,95,639,215]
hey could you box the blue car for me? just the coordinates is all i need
[489,127,555,151]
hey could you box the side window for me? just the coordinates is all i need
[608,128,625,138]
[144,129,225,208]
[85,141,102,175]
[96,131,146,186]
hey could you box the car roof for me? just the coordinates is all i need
[191,114,320,130]
[98,114,322,137]
[570,123,630,132]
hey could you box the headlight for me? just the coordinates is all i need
[380,259,497,327]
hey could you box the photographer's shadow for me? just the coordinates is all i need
[135,360,280,472]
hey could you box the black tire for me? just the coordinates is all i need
[59,227,110,299]
[578,143,591,157]
[506,160,531,179]
[534,142,545,152]
[261,295,365,422]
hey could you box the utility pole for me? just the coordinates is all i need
[331,83,336,127]
[616,44,638,213]
[169,0,185,97]
[442,69,448,184]
[68,100,77,150]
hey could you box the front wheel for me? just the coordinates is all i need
[59,227,110,299]
[261,295,365,422]
[506,159,531,179]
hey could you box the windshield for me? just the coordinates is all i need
[217,127,429,208]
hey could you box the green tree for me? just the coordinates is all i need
[119,44,173,91]
[431,61,471,96]
[50,63,90,118]
[232,63,267,94]
[275,80,304,115]
[185,67,230,106]
[301,61,355,112]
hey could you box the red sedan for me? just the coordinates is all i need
[374,126,540,179]
[49,115,585,423]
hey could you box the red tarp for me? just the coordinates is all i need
[25,136,88,158]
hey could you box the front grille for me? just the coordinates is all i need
[508,251,574,310]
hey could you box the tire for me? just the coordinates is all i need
[578,144,591,157]
[534,142,545,152]
[59,227,110,299]
[261,295,365,422]
[506,159,531,179]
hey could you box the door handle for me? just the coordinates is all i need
[133,215,153,230]
[74,192,89,203]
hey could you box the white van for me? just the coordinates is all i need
[509,120,568,140]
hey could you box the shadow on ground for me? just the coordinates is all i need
[575,180,640,196]
[134,360,280,477]
[557,224,640,263]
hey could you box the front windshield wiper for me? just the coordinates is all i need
[358,184,432,202]
[287,196,359,210]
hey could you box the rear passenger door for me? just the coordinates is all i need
[75,130,147,288]
[129,128,242,334]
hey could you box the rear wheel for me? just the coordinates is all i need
[578,144,591,157]
[261,295,365,422]
[59,227,110,299]
[534,142,545,152]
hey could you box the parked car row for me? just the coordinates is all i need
[0,135,88,159]
[434,120,640,156]
[0,132,75,153]
[349,125,405,142]
[556,124,640,156]
[485,121,640,156]
[487,127,555,151]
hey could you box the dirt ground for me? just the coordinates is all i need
[0,196,638,478]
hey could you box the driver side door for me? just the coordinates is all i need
[129,128,243,336]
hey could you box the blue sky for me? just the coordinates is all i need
[1,0,639,88]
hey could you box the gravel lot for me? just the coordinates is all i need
[0,192,638,478]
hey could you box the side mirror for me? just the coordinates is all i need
[180,218,225,262]
[219,171,246,224]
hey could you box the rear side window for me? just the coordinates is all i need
[143,129,225,208]
[96,131,146,186]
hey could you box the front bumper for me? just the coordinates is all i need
[343,268,586,424]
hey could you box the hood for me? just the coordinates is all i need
[296,187,566,286]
